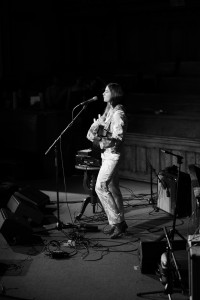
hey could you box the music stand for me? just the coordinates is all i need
[155,150,186,242]
[44,105,88,231]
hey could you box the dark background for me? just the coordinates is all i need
[0,0,200,180]
[1,0,200,92]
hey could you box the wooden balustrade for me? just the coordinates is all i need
[119,133,200,182]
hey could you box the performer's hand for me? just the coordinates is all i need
[93,135,102,148]
[93,140,100,148]
[93,136,101,141]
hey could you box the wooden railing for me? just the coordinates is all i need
[119,133,200,182]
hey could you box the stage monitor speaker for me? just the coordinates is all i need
[138,239,186,274]
[17,186,50,208]
[7,193,44,225]
[0,208,33,245]
[157,170,191,217]
[188,235,200,300]
[0,181,19,208]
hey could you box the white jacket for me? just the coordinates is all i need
[87,104,127,160]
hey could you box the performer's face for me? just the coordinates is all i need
[103,86,112,103]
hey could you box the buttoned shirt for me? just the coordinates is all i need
[87,104,127,160]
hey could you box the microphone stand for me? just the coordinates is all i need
[147,159,161,209]
[155,151,186,242]
[149,162,154,205]
[137,227,185,299]
[44,105,88,231]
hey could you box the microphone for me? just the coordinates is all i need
[161,149,183,159]
[80,96,98,106]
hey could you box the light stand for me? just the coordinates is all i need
[44,105,88,231]
[155,150,186,242]
[137,226,186,300]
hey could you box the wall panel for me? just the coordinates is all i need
[119,133,200,182]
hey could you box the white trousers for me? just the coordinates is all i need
[95,158,124,225]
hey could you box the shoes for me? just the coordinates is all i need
[103,225,115,235]
[110,221,128,239]
[121,221,128,233]
[104,221,128,238]
[110,223,123,239]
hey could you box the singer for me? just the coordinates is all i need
[86,83,128,238]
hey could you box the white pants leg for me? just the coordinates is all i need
[95,158,124,225]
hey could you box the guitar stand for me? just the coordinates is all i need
[137,227,186,300]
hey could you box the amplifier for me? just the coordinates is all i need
[188,234,200,246]
[157,173,176,215]
[157,170,191,217]
[188,235,200,300]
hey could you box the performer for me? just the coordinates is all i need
[86,82,128,238]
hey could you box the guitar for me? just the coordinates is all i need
[97,125,111,139]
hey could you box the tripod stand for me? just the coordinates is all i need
[137,226,186,300]
[155,150,186,242]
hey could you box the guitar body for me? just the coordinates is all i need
[97,125,111,138]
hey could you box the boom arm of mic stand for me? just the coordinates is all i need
[45,105,87,156]
[71,101,87,120]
